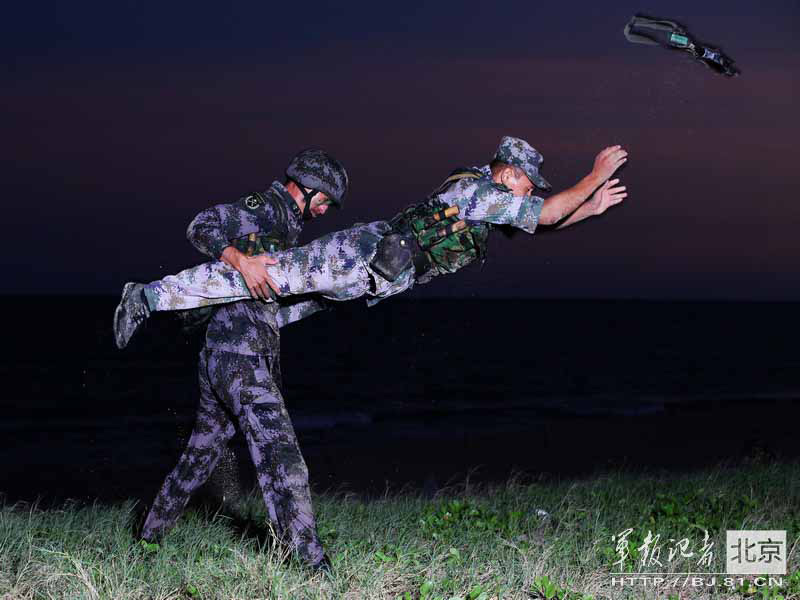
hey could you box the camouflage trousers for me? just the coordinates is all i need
[143,221,416,313]
[141,348,323,565]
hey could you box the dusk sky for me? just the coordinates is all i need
[3,1,798,299]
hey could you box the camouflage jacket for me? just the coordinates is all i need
[187,181,316,356]
[433,164,544,234]
[415,164,544,282]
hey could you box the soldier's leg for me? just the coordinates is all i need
[195,439,249,512]
[232,358,324,566]
[141,350,236,541]
[143,261,252,312]
[141,221,394,312]
[267,220,415,302]
[115,221,409,348]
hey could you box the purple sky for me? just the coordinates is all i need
[2,1,798,299]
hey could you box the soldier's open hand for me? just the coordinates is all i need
[222,246,279,300]
[590,178,628,215]
[240,254,280,300]
[592,145,628,181]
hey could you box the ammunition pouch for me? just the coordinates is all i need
[370,167,491,283]
[232,232,287,256]
[375,199,490,282]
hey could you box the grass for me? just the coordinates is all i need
[1,459,799,599]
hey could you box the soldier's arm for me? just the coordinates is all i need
[186,199,268,260]
[187,198,281,299]
[552,200,598,229]
[554,178,627,229]
[541,146,629,227]
[538,173,604,226]
[459,181,545,234]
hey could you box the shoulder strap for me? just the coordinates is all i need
[262,190,287,224]
[429,167,484,199]
[262,189,291,241]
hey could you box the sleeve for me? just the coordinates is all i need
[186,197,274,259]
[459,180,545,235]
[275,297,330,328]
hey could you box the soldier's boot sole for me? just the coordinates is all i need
[114,282,148,349]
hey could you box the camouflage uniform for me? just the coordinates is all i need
[141,180,325,565]
[141,137,548,311]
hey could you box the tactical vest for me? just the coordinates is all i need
[390,168,492,280]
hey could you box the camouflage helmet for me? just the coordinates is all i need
[285,148,349,207]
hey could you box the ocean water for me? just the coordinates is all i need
[5,296,798,417]
[2,296,799,502]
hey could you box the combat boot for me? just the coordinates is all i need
[114,282,151,349]
[309,552,333,575]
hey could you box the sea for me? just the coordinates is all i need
[2,296,799,504]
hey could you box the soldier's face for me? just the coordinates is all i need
[500,167,535,197]
[308,193,334,218]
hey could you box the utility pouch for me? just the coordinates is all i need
[369,233,417,282]
[232,232,285,256]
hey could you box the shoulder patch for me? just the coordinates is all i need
[243,193,265,210]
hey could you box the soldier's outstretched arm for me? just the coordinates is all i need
[539,146,627,226]
[458,180,545,234]
[554,178,628,229]
[539,172,603,226]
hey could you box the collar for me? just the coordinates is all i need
[268,181,303,227]
[478,164,492,178]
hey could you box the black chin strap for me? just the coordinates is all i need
[302,193,314,220]
[292,180,317,221]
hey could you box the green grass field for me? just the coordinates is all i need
[1,459,798,599]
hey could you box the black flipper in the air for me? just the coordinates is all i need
[624,14,740,77]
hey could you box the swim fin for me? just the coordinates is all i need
[624,14,740,77]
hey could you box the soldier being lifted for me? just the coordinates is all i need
[115,136,628,345]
